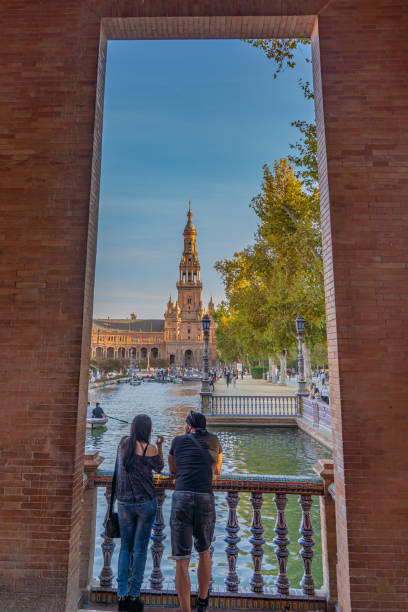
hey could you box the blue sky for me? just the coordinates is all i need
[94,40,314,319]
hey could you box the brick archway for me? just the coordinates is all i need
[2,2,408,611]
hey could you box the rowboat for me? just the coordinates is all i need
[86,416,108,430]
[130,379,142,386]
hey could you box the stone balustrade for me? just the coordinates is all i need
[301,398,332,435]
[80,463,337,610]
[208,394,300,417]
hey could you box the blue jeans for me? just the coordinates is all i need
[117,498,157,598]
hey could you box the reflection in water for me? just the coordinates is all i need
[87,382,331,591]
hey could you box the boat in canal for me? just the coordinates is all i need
[86,416,108,430]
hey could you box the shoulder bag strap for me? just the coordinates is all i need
[188,433,212,466]
[109,451,119,518]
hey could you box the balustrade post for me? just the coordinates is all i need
[313,459,337,611]
[150,489,166,590]
[273,493,290,595]
[99,484,115,588]
[80,452,104,602]
[298,494,315,596]
[209,532,216,592]
[249,492,265,593]
[224,491,240,592]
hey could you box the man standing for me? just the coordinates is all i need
[168,411,222,612]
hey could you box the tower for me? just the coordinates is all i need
[176,202,204,342]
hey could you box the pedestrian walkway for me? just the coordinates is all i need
[213,377,296,396]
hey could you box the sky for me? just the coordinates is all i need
[94,39,314,319]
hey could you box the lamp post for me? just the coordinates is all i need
[296,315,308,396]
[200,314,211,412]
[201,314,211,393]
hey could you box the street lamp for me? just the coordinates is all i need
[296,315,308,396]
[201,314,211,393]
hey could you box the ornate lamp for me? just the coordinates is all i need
[296,315,308,396]
[200,314,211,406]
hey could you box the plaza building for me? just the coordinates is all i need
[91,205,217,368]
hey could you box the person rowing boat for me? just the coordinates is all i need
[86,401,108,429]
[92,402,106,419]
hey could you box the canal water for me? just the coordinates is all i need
[87,381,331,592]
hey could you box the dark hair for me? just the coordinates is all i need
[122,414,152,472]
[186,410,206,432]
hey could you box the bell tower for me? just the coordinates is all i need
[176,202,204,341]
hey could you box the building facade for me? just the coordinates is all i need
[91,205,216,368]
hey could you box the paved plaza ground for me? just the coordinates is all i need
[213,376,296,396]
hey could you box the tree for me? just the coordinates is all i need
[215,159,326,381]
[245,38,318,194]
[89,358,98,380]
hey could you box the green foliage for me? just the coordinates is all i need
[289,121,318,190]
[213,37,326,367]
[215,159,326,362]
[251,366,268,379]
[244,38,311,78]
[311,344,328,369]
[97,358,125,372]
[245,38,318,194]
[150,358,170,368]
[89,358,98,380]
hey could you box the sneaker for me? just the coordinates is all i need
[117,596,129,611]
[196,595,209,612]
[128,596,144,612]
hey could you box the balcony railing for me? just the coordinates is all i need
[79,465,336,610]
[302,398,332,435]
[208,394,300,417]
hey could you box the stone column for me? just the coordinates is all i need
[313,459,337,611]
[79,452,104,602]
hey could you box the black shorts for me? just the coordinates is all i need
[170,491,216,560]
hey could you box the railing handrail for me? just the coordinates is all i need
[94,470,324,496]
[211,394,297,400]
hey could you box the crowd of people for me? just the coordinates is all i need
[309,381,330,404]
[110,410,221,612]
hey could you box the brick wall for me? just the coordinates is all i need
[0,3,102,610]
[313,2,408,610]
[1,1,408,610]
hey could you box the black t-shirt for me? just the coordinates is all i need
[92,406,104,418]
[169,431,222,493]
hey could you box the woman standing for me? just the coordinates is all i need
[115,414,164,612]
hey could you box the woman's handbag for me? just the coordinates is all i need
[105,453,121,538]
